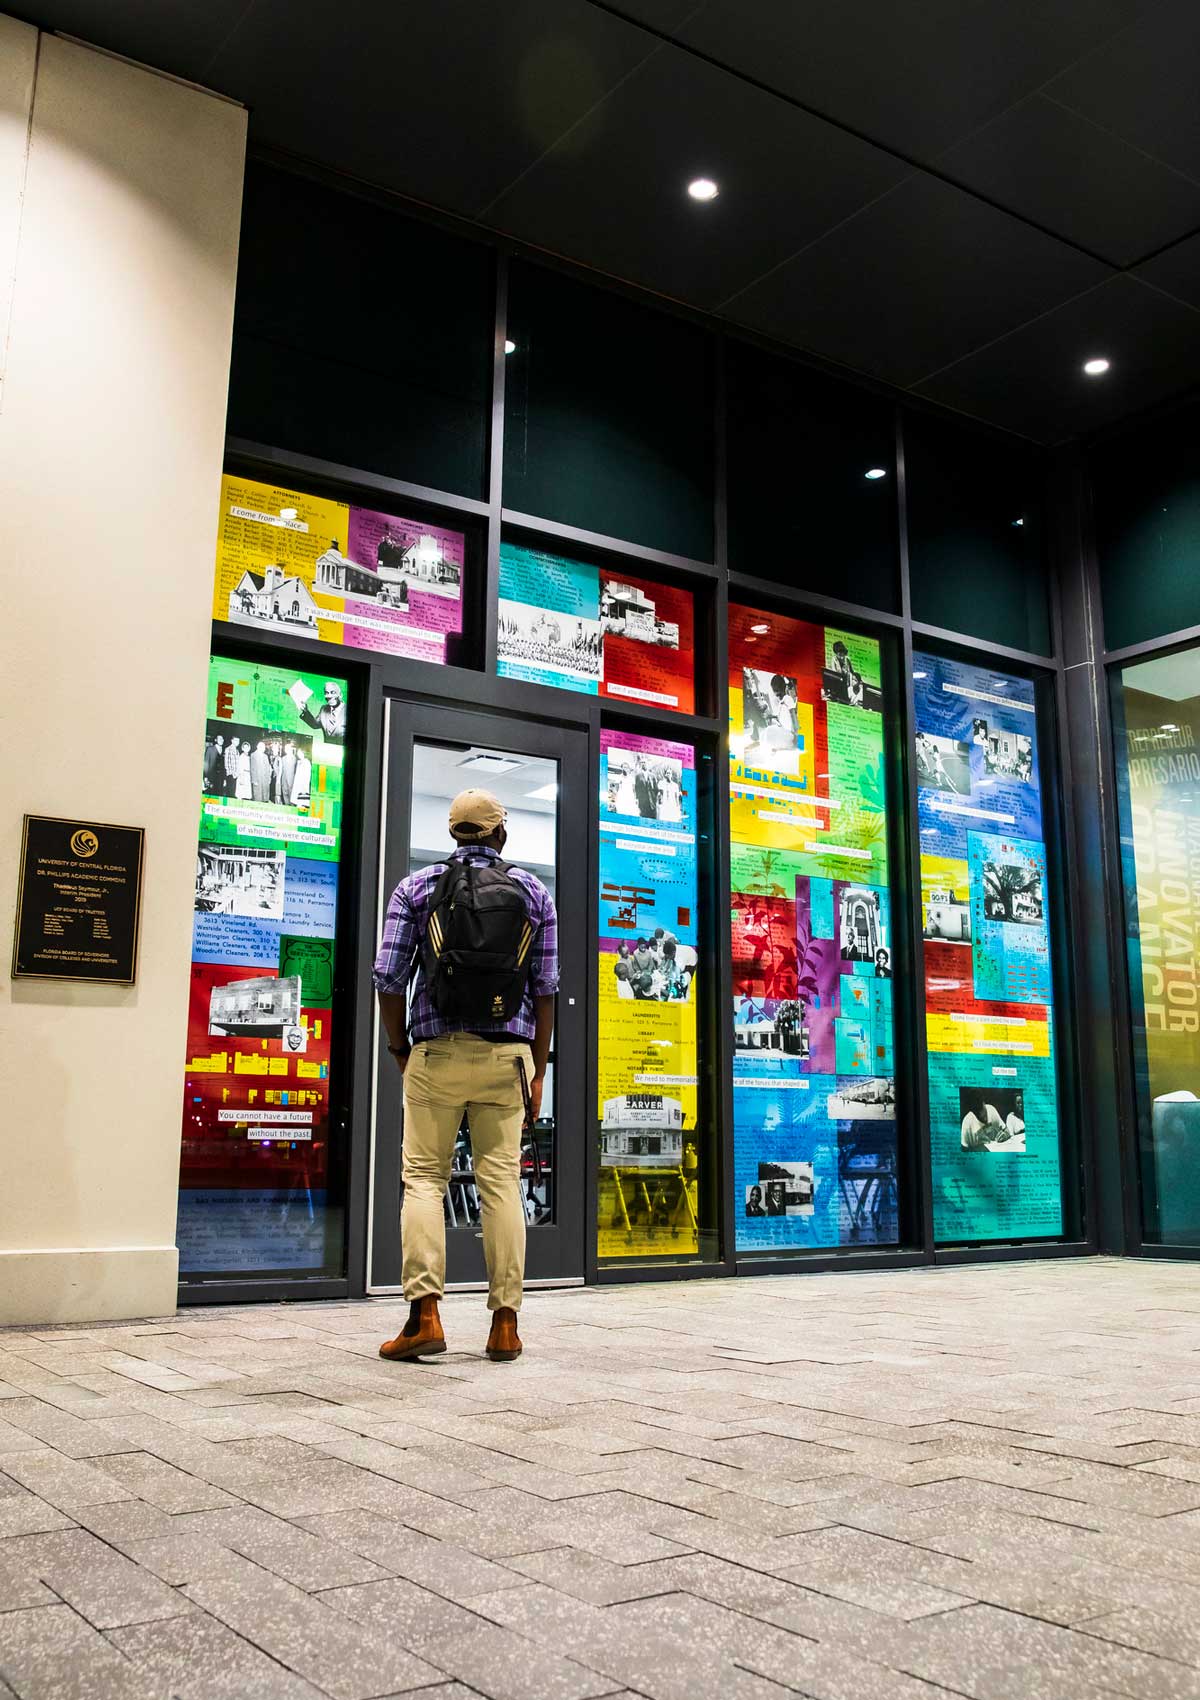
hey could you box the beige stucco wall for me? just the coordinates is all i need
[0,24,246,1322]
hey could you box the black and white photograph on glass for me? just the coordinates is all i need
[733,994,808,1056]
[376,529,461,590]
[982,857,1044,924]
[228,563,318,632]
[604,746,684,822]
[838,885,887,963]
[828,1076,896,1120]
[959,1086,1026,1153]
[194,845,286,920]
[287,678,346,744]
[202,722,314,807]
[601,579,679,647]
[599,1094,686,1168]
[915,731,972,795]
[984,726,1034,782]
[612,936,697,1002]
[756,1161,815,1216]
[313,531,460,609]
[742,668,800,772]
[924,885,972,943]
[208,974,302,1038]
[821,641,883,711]
[497,599,602,681]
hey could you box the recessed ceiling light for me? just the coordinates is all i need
[1161,723,1180,733]
[864,467,887,480]
[913,671,927,680]
[525,782,557,801]
[1083,357,1111,376]
[750,623,770,635]
[504,339,516,355]
[687,177,719,202]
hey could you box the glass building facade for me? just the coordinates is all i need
[176,157,1196,1299]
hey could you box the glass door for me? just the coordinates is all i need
[368,701,588,1290]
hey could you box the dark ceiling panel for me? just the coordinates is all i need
[617,0,1145,161]
[486,45,911,310]
[913,275,1200,442]
[204,0,661,217]
[1136,231,1200,312]
[20,0,1200,438]
[18,0,247,79]
[724,174,1108,390]
[936,95,1200,268]
[1045,0,1200,181]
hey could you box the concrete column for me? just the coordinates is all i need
[0,22,246,1322]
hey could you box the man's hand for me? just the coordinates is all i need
[391,1047,411,1075]
[528,1072,544,1122]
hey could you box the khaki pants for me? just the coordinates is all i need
[401,1033,531,1311]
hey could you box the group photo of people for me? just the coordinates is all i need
[741,668,800,772]
[497,600,603,680]
[611,932,697,1001]
[604,747,685,822]
[202,720,314,810]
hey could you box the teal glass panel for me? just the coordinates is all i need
[1094,409,1200,651]
[906,414,1051,655]
[503,262,714,561]
[727,344,899,613]
[228,164,494,499]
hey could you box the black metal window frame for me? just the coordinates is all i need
[181,151,1107,1305]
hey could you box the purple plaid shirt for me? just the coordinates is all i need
[372,845,558,1041]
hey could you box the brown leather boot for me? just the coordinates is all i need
[380,1296,446,1361]
[486,1305,522,1362]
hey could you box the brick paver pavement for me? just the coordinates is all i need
[1,1258,1199,1698]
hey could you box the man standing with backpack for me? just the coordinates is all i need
[372,788,558,1364]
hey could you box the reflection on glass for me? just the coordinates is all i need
[1113,648,1200,1245]
[409,742,557,1228]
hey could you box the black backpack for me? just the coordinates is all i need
[421,858,534,1022]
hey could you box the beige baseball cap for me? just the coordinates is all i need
[448,787,506,841]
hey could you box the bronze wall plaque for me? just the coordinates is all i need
[12,815,145,984]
